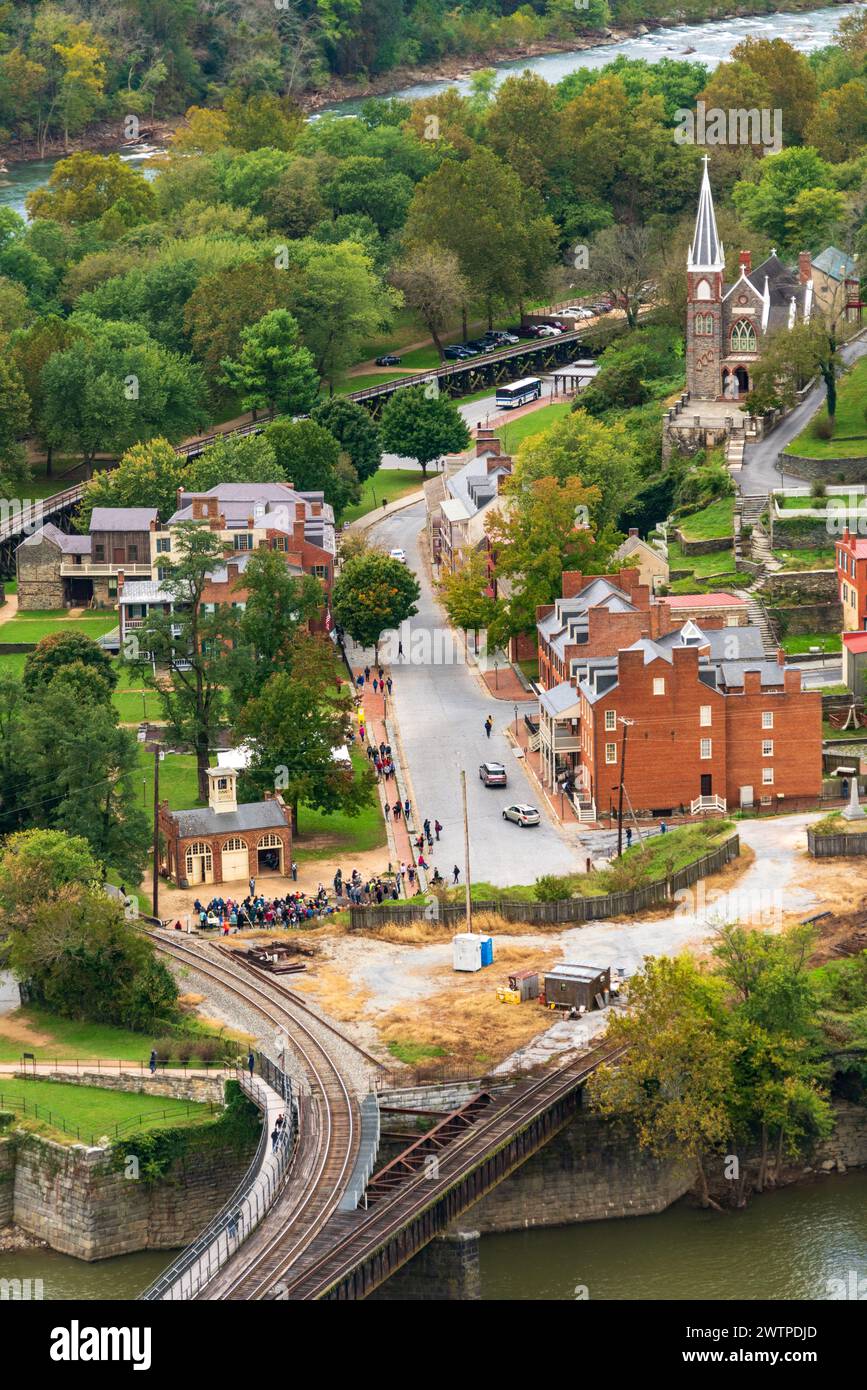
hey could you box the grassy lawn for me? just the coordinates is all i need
[0,651,28,679]
[113,689,164,724]
[777,495,853,511]
[2,611,117,645]
[667,539,738,579]
[771,547,835,571]
[0,1006,250,1066]
[781,632,842,654]
[518,657,538,684]
[498,400,573,453]
[342,468,422,524]
[0,1076,215,1145]
[138,747,201,810]
[822,719,865,741]
[785,358,867,459]
[589,821,735,893]
[294,750,387,861]
[677,496,735,541]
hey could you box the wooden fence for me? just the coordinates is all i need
[348,835,740,930]
[807,827,867,857]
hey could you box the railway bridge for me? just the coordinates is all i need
[252,1040,626,1302]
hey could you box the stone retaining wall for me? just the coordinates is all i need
[768,601,842,637]
[0,1136,14,1226]
[771,515,837,550]
[21,1071,226,1106]
[8,1128,254,1260]
[673,529,734,557]
[763,569,837,602]
[782,452,867,483]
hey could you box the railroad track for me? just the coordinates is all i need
[146,931,361,1300]
[274,1039,629,1301]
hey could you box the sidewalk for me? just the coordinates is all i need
[352,671,426,895]
[504,715,588,831]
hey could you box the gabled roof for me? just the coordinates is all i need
[90,507,157,531]
[539,681,582,717]
[688,157,724,273]
[813,246,857,282]
[169,800,288,838]
[17,522,91,554]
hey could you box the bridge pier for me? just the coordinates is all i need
[367,1230,481,1302]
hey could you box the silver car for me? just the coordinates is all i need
[502,803,541,827]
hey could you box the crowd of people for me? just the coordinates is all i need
[189,888,339,932]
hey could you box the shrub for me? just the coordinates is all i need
[810,479,827,498]
[534,873,580,901]
[814,416,835,440]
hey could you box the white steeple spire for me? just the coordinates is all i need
[687,156,725,273]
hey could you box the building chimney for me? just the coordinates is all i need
[799,251,812,285]
[739,250,751,275]
[629,527,639,537]
[116,569,124,592]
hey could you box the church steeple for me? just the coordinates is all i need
[687,156,725,273]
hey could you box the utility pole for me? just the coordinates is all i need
[152,746,160,919]
[460,769,472,933]
[616,718,634,859]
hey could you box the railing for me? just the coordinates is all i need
[338,1092,380,1211]
[0,1088,216,1145]
[59,561,152,576]
[138,1059,298,1302]
[690,794,727,814]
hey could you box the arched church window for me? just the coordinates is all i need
[731,319,757,353]
[694,313,714,336]
[694,278,712,300]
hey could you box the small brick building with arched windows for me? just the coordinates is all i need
[159,767,292,888]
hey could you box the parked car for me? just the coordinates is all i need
[567,307,595,320]
[390,548,407,563]
[535,325,561,338]
[479,761,508,787]
[375,354,402,366]
[485,330,520,345]
[443,345,474,360]
[464,339,489,352]
[502,803,541,827]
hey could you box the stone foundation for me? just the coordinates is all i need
[22,1070,226,1106]
[368,1231,481,1301]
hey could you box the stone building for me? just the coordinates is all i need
[16,509,156,610]
[159,766,292,888]
[686,158,812,401]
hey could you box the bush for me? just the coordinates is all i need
[534,873,580,901]
[811,479,827,499]
[814,416,835,440]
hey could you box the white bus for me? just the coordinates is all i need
[495,376,542,409]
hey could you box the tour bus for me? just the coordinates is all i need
[495,377,542,409]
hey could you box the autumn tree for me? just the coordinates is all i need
[512,410,636,529]
[26,152,155,225]
[390,248,469,360]
[438,550,500,653]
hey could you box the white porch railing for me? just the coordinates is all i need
[690,794,727,815]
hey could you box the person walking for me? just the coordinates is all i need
[247,1051,255,1077]
[404,797,411,819]
[484,716,493,739]
[452,864,460,883]
[271,1127,280,1153]
[373,678,379,695]
[384,802,391,821]
[393,800,402,820]
[149,1048,157,1075]
[291,860,298,881]
[625,827,632,849]
[397,639,404,659]
[659,820,667,835]
[364,665,370,683]
[434,819,442,841]
[423,818,431,838]
[249,876,255,897]
[386,676,393,696]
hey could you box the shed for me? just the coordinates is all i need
[508,970,539,1001]
[543,963,611,1011]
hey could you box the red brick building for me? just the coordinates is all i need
[536,573,821,816]
[159,768,292,888]
[836,529,867,632]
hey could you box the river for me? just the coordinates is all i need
[0,4,859,218]
[1,1170,864,1299]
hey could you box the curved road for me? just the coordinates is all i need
[740,331,867,492]
[355,501,579,888]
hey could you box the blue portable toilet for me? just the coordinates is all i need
[480,935,494,967]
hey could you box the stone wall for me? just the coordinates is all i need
[16,538,64,610]
[763,569,838,602]
[0,1136,14,1226]
[369,1231,481,1302]
[771,515,837,550]
[673,529,734,556]
[463,1104,694,1233]
[781,451,867,484]
[25,1070,226,1106]
[769,601,843,637]
[9,1128,255,1260]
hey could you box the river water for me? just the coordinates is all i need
[0,4,858,217]
[1,1170,864,1299]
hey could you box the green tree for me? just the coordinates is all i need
[77,438,183,530]
[285,238,400,390]
[226,550,324,711]
[0,828,100,922]
[186,433,285,493]
[23,630,117,699]
[236,636,375,834]
[9,316,84,476]
[183,260,296,392]
[0,349,30,483]
[265,417,359,517]
[438,550,500,648]
[41,321,206,469]
[331,551,420,663]
[311,397,381,483]
[135,524,234,800]
[513,410,636,529]
[26,152,155,226]
[379,386,469,478]
[733,147,835,249]
[220,308,319,417]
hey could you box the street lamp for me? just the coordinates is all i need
[514,703,519,736]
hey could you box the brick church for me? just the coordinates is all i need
[685,157,812,402]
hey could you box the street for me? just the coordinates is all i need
[355,501,580,888]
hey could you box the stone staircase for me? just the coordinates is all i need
[745,590,780,657]
[725,427,745,473]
